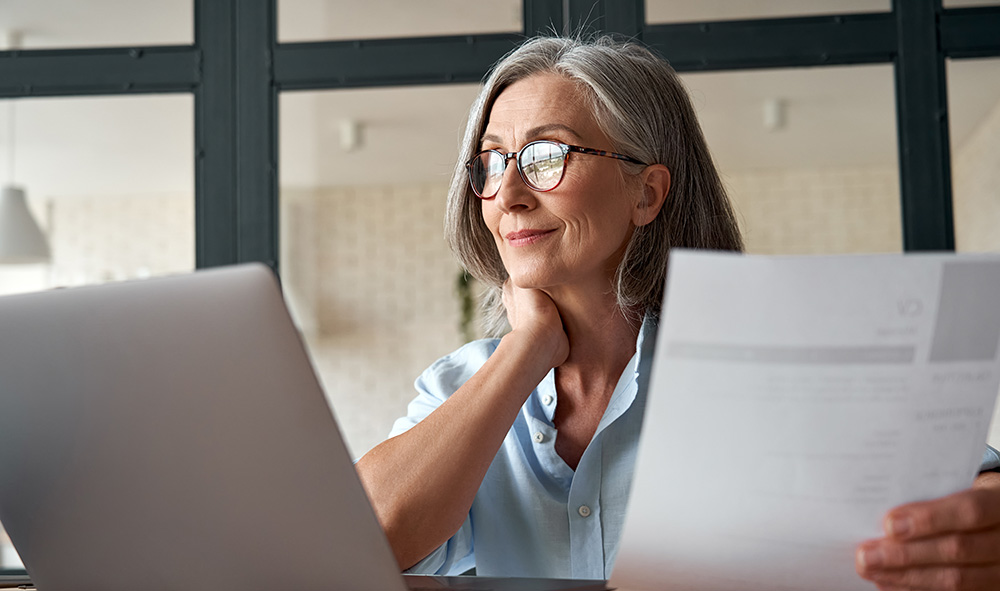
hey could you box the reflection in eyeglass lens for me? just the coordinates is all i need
[521,143,564,190]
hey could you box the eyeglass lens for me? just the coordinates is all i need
[470,141,566,198]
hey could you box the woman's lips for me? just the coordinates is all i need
[505,229,555,247]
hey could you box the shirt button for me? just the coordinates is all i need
[533,432,544,443]
[578,505,592,518]
[542,394,554,405]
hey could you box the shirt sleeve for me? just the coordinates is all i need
[403,515,475,575]
[982,445,1000,472]
[387,339,499,575]
[388,339,496,437]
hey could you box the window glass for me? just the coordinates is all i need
[680,64,901,255]
[949,57,1000,257]
[0,0,191,49]
[646,0,889,24]
[947,56,1000,449]
[279,0,521,43]
[0,93,193,568]
[280,84,482,458]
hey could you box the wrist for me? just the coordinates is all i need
[502,326,566,371]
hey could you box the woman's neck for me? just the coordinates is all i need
[543,283,641,470]
[544,283,640,394]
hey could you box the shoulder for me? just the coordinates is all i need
[389,338,502,438]
[416,338,501,400]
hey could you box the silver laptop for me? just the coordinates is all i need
[0,265,604,591]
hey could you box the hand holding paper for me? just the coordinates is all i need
[855,470,1000,590]
[611,251,1000,591]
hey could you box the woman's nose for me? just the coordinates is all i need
[494,159,536,213]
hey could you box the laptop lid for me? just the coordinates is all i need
[0,264,407,591]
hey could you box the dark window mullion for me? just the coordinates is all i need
[195,0,238,268]
[0,46,198,98]
[274,34,521,91]
[195,0,278,271]
[941,5,1000,59]
[567,0,644,39]
[893,0,955,252]
[524,0,564,36]
[644,13,895,72]
[235,0,278,270]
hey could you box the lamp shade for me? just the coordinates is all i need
[0,185,51,264]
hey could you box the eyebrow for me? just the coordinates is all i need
[480,123,583,148]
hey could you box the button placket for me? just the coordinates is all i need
[567,495,603,578]
[566,437,606,578]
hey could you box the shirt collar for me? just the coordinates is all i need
[529,314,657,430]
[594,314,655,434]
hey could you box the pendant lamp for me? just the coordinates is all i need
[0,185,51,263]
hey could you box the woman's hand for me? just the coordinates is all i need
[856,471,1000,590]
[502,280,569,369]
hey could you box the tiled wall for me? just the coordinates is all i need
[281,183,470,457]
[0,193,195,295]
[52,193,194,286]
[954,98,1000,253]
[728,166,902,255]
[0,193,194,296]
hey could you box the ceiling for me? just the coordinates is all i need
[0,0,998,200]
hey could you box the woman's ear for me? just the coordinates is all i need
[633,164,670,227]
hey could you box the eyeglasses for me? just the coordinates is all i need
[465,140,647,199]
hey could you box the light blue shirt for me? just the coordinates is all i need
[389,319,1000,579]
[984,445,1000,472]
[389,319,654,580]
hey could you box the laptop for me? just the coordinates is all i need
[0,265,605,591]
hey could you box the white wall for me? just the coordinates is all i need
[281,182,467,457]
[728,166,902,255]
[954,96,1000,253]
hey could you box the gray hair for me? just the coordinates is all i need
[445,35,743,336]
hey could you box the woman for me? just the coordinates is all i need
[355,36,1000,589]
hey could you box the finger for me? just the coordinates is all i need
[885,487,1000,540]
[865,564,1000,591]
[858,529,1000,571]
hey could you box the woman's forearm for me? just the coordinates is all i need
[355,331,556,570]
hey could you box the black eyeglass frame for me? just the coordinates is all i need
[465,140,648,199]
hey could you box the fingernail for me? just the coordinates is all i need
[888,516,912,537]
[859,546,883,569]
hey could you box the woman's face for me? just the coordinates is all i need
[479,73,643,295]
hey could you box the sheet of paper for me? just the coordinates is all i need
[611,250,1000,591]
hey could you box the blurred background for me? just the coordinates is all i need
[1,0,999,570]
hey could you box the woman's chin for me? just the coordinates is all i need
[507,271,557,291]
